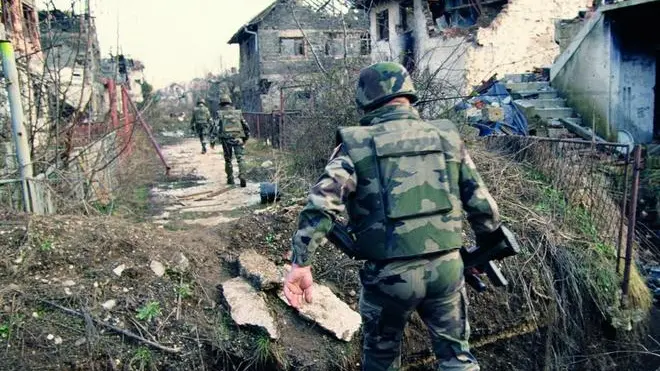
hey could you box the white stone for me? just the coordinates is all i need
[101,300,117,310]
[261,160,274,168]
[112,264,126,277]
[221,277,278,339]
[176,253,190,272]
[62,280,76,287]
[278,283,361,342]
[238,250,282,290]
[150,261,166,277]
[47,334,54,340]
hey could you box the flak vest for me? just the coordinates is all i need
[337,118,465,261]
[193,107,210,124]
[219,109,245,139]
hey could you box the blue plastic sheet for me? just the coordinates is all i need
[456,82,529,136]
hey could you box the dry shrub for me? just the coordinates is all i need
[469,136,653,369]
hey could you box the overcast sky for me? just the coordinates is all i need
[40,0,275,88]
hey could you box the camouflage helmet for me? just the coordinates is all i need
[197,98,206,105]
[355,62,419,110]
[219,94,233,105]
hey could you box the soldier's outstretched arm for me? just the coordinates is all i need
[458,143,501,235]
[291,145,357,267]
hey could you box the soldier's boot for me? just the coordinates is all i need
[235,144,247,188]
[210,141,215,150]
[225,159,234,185]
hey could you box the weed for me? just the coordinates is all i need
[0,314,24,341]
[128,347,154,371]
[176,283,192,299]
[136,301,161,322]
[253,334,272,365]
[265,233,275,246]
[39,239,53,252]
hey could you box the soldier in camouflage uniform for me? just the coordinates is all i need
[284,62,503,370]
[218,94,250,187]
[190,99,212,154]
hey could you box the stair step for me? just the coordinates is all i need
[562,117,583,127]
[503,73,543,83]
[535,107,575,119]
[528,98,567,108]
[505,81,550,92]
[516,89,559,99]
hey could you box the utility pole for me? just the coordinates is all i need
[0,40,34,212]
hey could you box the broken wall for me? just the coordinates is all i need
[464,0,591,89]
[369,0,591,95]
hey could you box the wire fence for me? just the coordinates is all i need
[482,135,654,300]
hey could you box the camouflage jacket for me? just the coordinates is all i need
[190,105,211,130]
[218,106,250,140]
[291,104,501,266]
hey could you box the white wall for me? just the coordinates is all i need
[369,0,590,94]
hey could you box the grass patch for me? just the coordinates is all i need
[523,165,651,326]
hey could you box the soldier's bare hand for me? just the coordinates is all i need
[283,264,313,308]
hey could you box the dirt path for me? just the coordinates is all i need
[150,138,262,227]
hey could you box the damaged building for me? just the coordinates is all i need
[100,54,146,105]
[551,0,660,145]
[38,8,104,122]
[229,0,370,113]
[353,0,592,96]
[0,0,49,139]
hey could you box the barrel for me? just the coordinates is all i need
[260,182,281,204]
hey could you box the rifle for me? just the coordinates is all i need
[326,223,520,292]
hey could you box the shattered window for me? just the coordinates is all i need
[376,9,389,41]
[280,37,305,56]
[399,1,414,33]
[360,32,371,55]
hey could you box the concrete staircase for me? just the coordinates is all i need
[502,73,601,140]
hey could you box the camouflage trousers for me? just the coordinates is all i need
[194,124,209,151]
[359,250,479,371]
[221,138,246,182]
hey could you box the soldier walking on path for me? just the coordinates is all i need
[190,99,212,154]
[284,62,505,370]
[218,94,250,187]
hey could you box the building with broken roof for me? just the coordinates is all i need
[229,0,369,113]
[352,0,592,96]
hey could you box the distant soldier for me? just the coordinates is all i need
[284,62,504,370]
[190,99,212,154]
[218,94,250,187]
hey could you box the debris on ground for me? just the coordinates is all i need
[221,277,279,339]
[276,283,361,342]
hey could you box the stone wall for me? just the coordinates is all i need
[369,0,590,94]
[237,1,369,112]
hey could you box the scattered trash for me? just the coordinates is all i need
[455,75,529,136]
[112,264,126,277]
